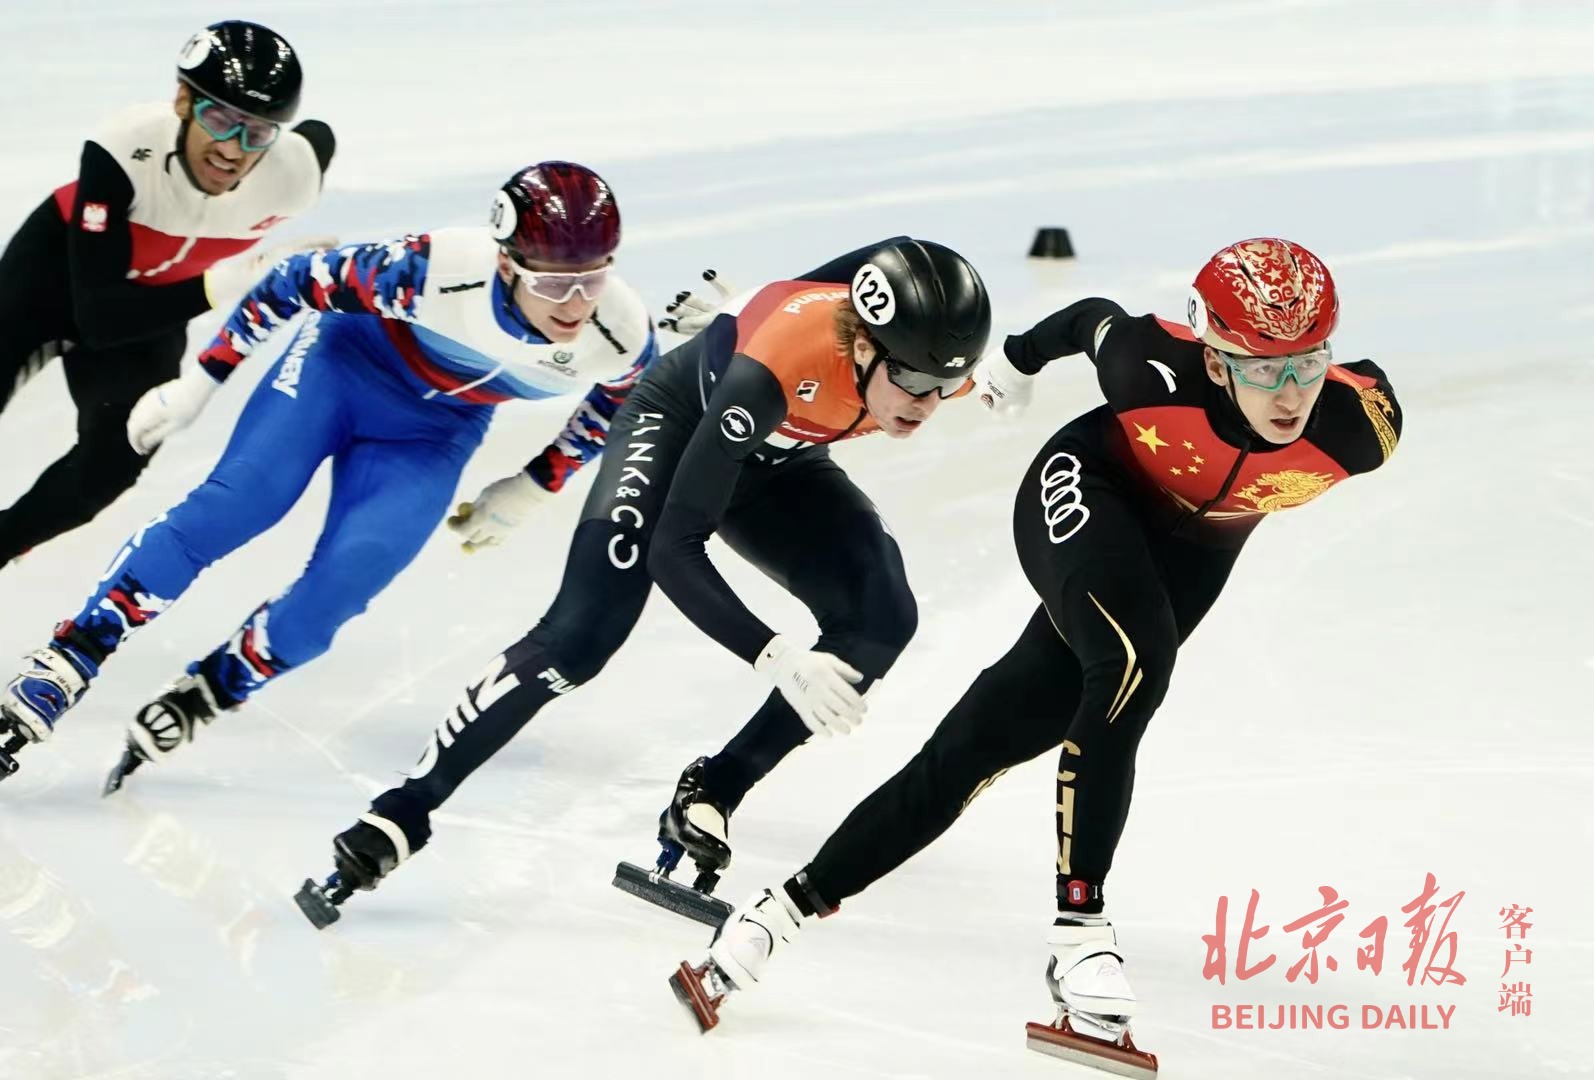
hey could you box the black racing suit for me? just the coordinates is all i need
[786,301,1403,918]
[368,242,929,847]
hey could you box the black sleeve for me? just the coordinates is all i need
[796,235,910,284]
[291,120,336,176]
[1323,358,1402,474]
[1002,297,1129,374]
[67,140,210,348]
[648,354,790,664]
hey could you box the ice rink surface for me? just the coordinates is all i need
[1,2,1591,1078]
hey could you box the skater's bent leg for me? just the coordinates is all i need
[1044,564,1179,908]
[705,459,917,808]
[797,606,1080,910]
[1009,441,1183,914]
[0,331,183,563]
[363,390,696,848]
[48,350,340,671]
[189,435,470,706]
[371,519,655,835]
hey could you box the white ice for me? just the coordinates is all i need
[1,2,1591,1078]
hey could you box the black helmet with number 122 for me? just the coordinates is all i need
[850,239,991,387]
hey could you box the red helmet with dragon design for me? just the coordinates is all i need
[1186,238,1338,358]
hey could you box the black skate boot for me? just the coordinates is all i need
[295,811,428,929]
[613,757,734,927]
[104,673,227,796]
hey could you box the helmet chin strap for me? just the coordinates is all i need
[855,352,883,401]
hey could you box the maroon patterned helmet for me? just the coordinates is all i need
[489,162,620,267]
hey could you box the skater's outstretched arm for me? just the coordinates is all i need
[197,236,431,382]
[1002,297,1130,375]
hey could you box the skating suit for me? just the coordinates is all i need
[51,227,656,708]
[0,102,332,563]
[366,238,950,840]
[795,299,1402,914]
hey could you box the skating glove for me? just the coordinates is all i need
[755,634,865,737]
[202,235,339,310]
[975,347,1035,420]
[659,270,736,337]
[126,364,221,454]
[448,471,553,552]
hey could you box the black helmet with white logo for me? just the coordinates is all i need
[849,239,990,380]
[176,20,303,123]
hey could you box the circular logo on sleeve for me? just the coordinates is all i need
[851,263,896,326]
[177,31,212,70]
[719,405,754,443]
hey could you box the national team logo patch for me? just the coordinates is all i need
[795,380,819,402]
[80,203,109,233]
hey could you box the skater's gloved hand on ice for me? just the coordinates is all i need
[975,343,1035,420]
[203,235,339,310]
[659,270,737,337]
[126,364,222,454]
[448,471,553,552]
[755,634,865,737]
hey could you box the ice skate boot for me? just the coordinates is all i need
[0,647,94,781]
[671,884,803,1032]
[103,673,227,795]
[295,811,427,929]
[613,757,734,926]
[1025,919,1158,1078]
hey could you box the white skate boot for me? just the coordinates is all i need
[2,647,92,743]
[670,885,803,1031]
[1026,919,1158,1078]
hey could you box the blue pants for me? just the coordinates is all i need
[55,314,491,705]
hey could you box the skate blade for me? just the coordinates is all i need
[294,878,343,930]
[1025,1020,1158,1079]
[613,861,733,927]
[102,748,143,797]
[0,731,27,780]
[669,961,723,1032]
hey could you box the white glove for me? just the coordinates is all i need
[754,634,865,737]
[975,348,1035,419]
[659,269,736,337]
[447,471,553,552]
[203,234,339,309]
[127,364,221,454]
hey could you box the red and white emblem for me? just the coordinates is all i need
[80,202,109,233]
